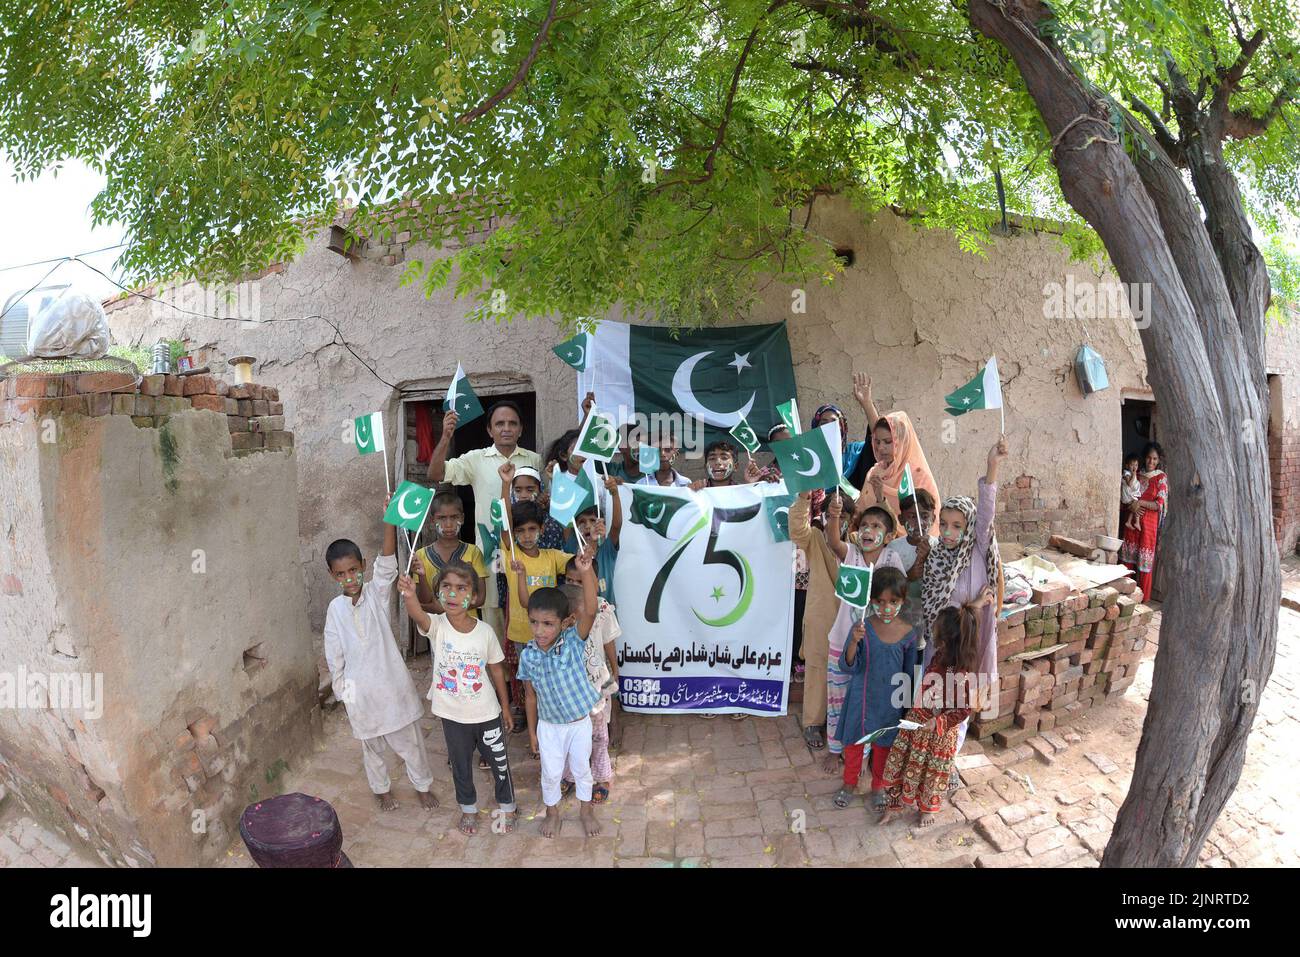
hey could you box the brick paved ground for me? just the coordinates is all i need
[5,573,1297,868]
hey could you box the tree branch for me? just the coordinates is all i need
[1127,92,1184,164]
[1224,80,1298,139]
[456,0,563,125]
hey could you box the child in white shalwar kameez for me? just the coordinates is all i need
[324,516,439,812]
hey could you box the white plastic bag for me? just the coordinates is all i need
[26,293,109,359]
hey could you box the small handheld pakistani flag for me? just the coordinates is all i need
[769,419,842,494]
[354,411,391,493]
[478,523,498,564]
[944,355,1004,434]
[384,482,435,574]
[763,492,796,543]
[729,416,761,456]
[553,332,592,372]
[835,562,873,608]
[854,719,921,747]
[636,443,661,474]
[900,462,923,533]
[775,397,802,435]
[574,408,620,463]
[490,497,515,563]
[443,362,485,427]
[548,470,592,527]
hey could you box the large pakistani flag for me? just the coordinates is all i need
[580,321,796,445]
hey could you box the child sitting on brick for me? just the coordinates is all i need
[397,561,517,835]
[879,602,984,827]
[323,512,438,812]
[516,547,604,838]
[557,554,621,804]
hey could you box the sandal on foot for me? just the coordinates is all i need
[833,787,854,809]
[871,791,889,810]
[803,726,826,750]
[478,756,490,771]
[592,784,610,804]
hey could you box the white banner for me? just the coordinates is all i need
[613,483,795,715]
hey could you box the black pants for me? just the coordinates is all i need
[793,587,807,664]
[443,716,516,813]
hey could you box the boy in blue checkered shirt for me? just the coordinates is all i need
[516,544,602,838]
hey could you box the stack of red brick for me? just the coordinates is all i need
[2,371,293,454]
[996,475,1072,547]
[972,578,1154,748]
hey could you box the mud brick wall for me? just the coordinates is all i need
[970,578,1154,748]
[1271,427,1300,554]
[0,382,318,866]
[994,475,1074,548]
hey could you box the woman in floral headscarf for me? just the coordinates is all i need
[865,410,941,538]
[919,437,1008,776]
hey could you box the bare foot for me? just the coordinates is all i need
[821,752,842,775]
[376,791,399,811]
[458,812,478,835]
[918,811,936,828]
[579,802,601,837]
[877,806,904,827]
[541,805,560,838]
[417,790,440,810]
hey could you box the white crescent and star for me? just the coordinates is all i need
[839,574,863,599]
[357,418,371,443]
[643,502,666,524]
[571,342,586,366]
[551,482,578,511]
[396,487,427,521]
[671,351,755,428]
[793,448,821,477]
[729,352,751,373]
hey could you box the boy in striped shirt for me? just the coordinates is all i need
[516,546,602,838]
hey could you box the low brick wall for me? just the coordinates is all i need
[995,474,1074,548]
[972,578,1154,747]
[3,371,294,453]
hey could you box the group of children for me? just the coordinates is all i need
[322,376,1013,838]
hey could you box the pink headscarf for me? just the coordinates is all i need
[865,411,940,537]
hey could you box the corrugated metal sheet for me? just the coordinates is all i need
[0,301,29,357]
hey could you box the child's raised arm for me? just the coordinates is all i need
[574,547,598,640]
[604,476,624,546]
[510,556,530,614]
[825,491,849,562]
[381,493,397,558]
[397,573,433,634]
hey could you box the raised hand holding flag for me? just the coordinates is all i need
[443,362,484,426]
[834,562,873,608]
[354,411,390,493]
[574,407,620,462]
[729,415,761,455]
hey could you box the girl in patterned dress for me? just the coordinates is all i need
[879,600,988,827]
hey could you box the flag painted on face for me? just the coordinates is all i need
[549,470,592,527]
[627,486,696,539]
[553,331,592,372]
[775,397,801,435]
[354,412,385,455]
[384,481,434,533]
[578,320,796,447]
[729,416,761,455]
[574,408,620,462]
[763,491,796,543]
[768,419,843,494]
[835,562,873,608]
[944,356,1003,416]
[443,362,484,426]
[636,443,661,474]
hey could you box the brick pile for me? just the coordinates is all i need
[2,371,293,454]
[995,474,1072,547]
[972,578,1154,749]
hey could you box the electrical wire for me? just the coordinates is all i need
[0,259,70,324]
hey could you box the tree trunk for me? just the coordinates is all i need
[968,0,1280,867]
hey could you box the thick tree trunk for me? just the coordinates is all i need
[968,0,1280,867]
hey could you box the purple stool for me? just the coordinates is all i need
[239,793,353,868]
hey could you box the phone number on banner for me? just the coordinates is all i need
[618,676,785,713]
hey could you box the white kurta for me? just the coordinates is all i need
[323,553,424,740]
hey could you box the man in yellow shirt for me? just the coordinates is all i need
[428,400,541,638]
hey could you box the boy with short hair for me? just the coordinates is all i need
[323,517,438,812]
[504,501,572,735]
[414,491,488,618]
[558,554,621,803]
[516,549,603,837]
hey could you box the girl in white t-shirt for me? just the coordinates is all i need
[398,562,517,836]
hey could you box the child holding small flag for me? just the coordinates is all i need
[507,502,574,754]
[834,566,919,810]
[879,603,983,827]
[414,492,489,619]
[865,410,940,537]
[636,436,692,487]
[323,509,438,812]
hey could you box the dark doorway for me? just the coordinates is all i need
[1121,397,1157,461]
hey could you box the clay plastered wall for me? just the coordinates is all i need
[0,408,318,866]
